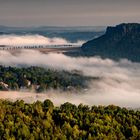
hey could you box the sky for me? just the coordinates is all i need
[0,0,140,27]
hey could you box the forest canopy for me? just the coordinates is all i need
[0,99,140,140]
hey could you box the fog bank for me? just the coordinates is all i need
[0,50,140,108]
[0,89,140,108]
[0,35,83,46]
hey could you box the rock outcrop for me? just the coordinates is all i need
[81,23,140,61]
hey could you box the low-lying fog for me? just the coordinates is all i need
[0,50,140,108]
[0,35,84,46]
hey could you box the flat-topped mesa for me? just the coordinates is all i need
[106,23,140,36]
[81,23,140,62]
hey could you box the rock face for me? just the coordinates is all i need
[81,23,140,61]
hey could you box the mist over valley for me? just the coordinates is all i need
[0,48,140,108]
[1,0,140,138]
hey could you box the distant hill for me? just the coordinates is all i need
[81,23,140,62]
[0,26,105,42]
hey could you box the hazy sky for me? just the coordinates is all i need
[0,0,140,26]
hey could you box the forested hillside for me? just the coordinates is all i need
[0,66,92,92]
[0,100,140,139]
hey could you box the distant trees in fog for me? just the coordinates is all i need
[0,66,90,92]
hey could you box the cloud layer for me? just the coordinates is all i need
[0,50,140,108]
[0,35,83,46]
